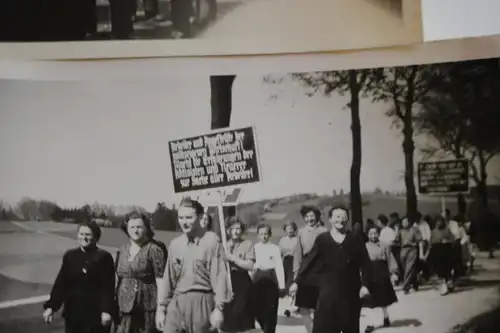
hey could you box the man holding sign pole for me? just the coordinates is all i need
[156,198,231,333]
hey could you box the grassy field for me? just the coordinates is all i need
[8,193,492,251]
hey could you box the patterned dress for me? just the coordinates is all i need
[115,241,166,333]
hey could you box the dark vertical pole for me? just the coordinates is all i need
[209,75,237,238]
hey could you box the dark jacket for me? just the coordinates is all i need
[43,247,116,323]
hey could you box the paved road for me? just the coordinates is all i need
[0,221,499,333]
[90,0,420,51]
[198,0,420,52]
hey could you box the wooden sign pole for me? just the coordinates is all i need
[200,189,234,297]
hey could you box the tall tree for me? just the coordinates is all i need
[268,69,376,227]
[417,59,500,215]
[371,66,430,221]
[152,202,178,231]
[17,197,39,221]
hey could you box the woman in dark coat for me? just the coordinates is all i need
[290,204,372,333]
[42,221,116,333]
[221,217,256,333]
[115,212,166,333]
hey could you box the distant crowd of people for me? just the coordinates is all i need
[41,200,496,333]
[352,209,482,297]
[32,0,215,41]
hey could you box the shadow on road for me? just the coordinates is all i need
[374,318,423,330]
[277,315,303,326]
[452,279,500,295]
[448,287,500,333]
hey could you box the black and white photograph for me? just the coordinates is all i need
[1,55,500,333]
[0,0,422,59]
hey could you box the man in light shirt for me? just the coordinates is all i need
[378,214,396,246]
[253,224,286,333]
[156,199,229,333]
[446,209,462,241]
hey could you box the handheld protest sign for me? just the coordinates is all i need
[168,126,260,193]
[169,126,260,299]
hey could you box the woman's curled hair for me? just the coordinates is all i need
[120,211,155,240]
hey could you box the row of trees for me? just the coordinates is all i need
[262,58,500,227]
[0,198,179,231]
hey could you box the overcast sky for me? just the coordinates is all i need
[0,75,498,211]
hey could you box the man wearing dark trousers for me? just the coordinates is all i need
[144,0,159,19]
[170,0,193,38]
[109,0,134,39]
[84,0,98,37]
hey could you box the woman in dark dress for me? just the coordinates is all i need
[290,204,372,333]
[115,212,166,333]
[221,217,256,333]
[363,225,398,333]
[429,215,455,295]
[42,221,116,333]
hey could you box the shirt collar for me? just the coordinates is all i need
[184,229,205,245]
[305,224,320,231]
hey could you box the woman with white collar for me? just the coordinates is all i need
[252,224,286,333]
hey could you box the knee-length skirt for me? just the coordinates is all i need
[430,243,454,279]
[295,282,319,310]
[363,260,397,308]
[114,305,157,333]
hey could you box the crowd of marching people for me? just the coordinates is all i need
[41,198,492,333]
[35,0,213,42]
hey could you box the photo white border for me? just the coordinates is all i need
[0,0,422,60]
[1,35,500,81]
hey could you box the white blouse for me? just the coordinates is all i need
[253,242,286,290]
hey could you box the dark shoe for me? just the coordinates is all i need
[284,310,291,317]
[365,325,375,333]
[404,289,410,295]
[383,317,391,327]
